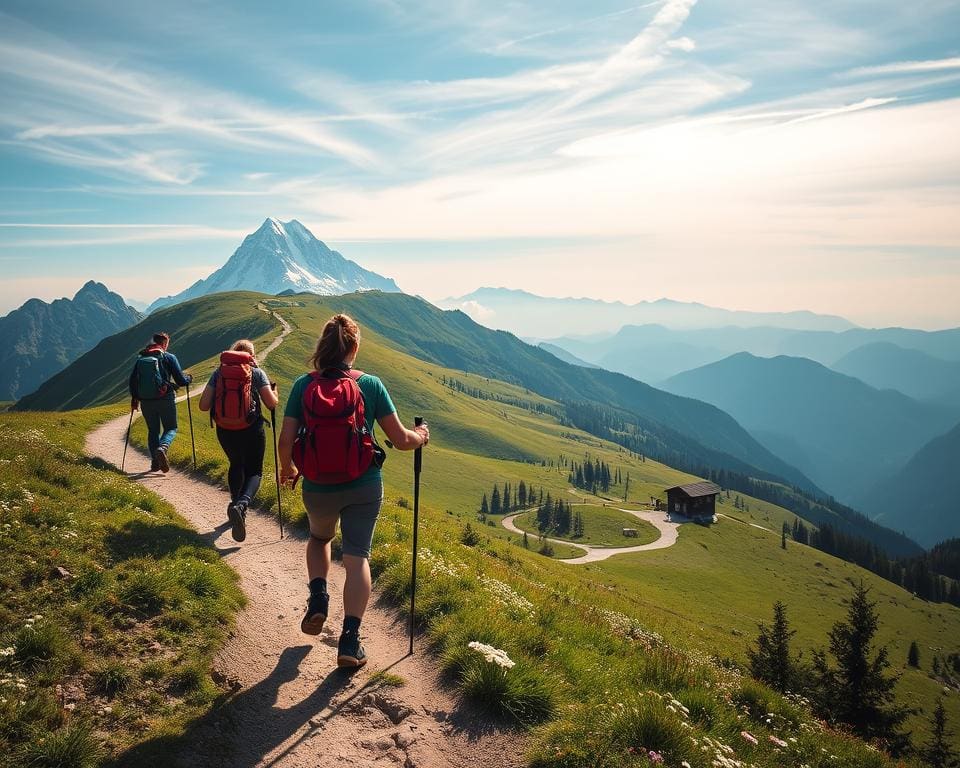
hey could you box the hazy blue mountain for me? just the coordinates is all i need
[0,281,141,401]
[831,342,960,405]
[437,287,856,338]
[546,323,960,386]
[147,218,400,312]
[662,352,952,506]
[861,421,960,548]
[537,342,601,369]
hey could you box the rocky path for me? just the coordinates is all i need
[86,309,525,768]
[501,505,685,565]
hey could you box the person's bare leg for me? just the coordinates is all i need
[306,536,331,580]
[342,554,371,618]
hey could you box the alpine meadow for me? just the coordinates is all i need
[2,2,960,767]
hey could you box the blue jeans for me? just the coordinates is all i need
[141,397,178,454]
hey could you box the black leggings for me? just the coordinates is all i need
[216,424,266,503]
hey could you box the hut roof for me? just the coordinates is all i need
[666,481,722,499]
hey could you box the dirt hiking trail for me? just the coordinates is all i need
[86,310,526,767]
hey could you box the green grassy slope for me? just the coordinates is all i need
[132,294,960,754]
[0,408,244,766]
[15,293,277,411]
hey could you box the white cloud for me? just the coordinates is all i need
[844,56,960,78]
[665,36,696,52]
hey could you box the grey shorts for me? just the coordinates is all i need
[302,480,383,558]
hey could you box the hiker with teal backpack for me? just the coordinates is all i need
[197,339,279,543]
[129,332,193,473]
[278,314,429,668]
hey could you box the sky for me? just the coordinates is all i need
[0,0,958,328]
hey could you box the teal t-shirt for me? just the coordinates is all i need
[284,371,396,493]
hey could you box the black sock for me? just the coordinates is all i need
[342,615,361,634]
[309,577,327,596]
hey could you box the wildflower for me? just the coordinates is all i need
[682,763,692,768]
[647,749,664,763]
[768,735,788,748]
[740,730,758,746]
[467,641,515,669]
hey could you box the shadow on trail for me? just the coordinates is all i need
[109,645,365,768]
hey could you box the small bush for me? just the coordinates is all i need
[19,722,103,768]
[14,622,71,671]
[94,660,132,697]
[608,695,697,765]
[461,523,481,546]
[116,567,178,616]
[459,654,556,725]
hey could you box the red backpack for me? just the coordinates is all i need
[212,350,258,430]
[293,368,375,485]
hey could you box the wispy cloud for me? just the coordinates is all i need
[843,56,960,78]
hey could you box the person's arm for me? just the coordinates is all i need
[278,416,299,485]
[164,352,192,387]
[260,383,279,411]
[198,383,215,412]
[128,365,139,410]
[377,412,429,451]
[256,369,279,411]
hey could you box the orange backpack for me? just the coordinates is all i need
[212,350,258,430]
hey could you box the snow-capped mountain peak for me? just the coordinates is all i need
[147,218,400,313]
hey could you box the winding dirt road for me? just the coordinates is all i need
[501,506,685,565]
[86,308,525,768]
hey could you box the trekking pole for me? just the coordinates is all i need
[270,406,284,540]
[408,416,423,656]
[185,381,197,470]
[121,407,134,472]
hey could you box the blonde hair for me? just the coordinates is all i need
[231,339,255,355]
[310,314,360,371]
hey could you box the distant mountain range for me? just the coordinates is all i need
[147,218,400,313]
[832,342,960,408]
[862,421,960,548]
[0,281,141,401]
[546,324,960,387]
[662,352,951,511]
[437,287,857,337]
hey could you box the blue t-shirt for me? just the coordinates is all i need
[284,371,396,492]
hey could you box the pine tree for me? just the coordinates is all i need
[480,494,489,516]
[518,481,527,509]
[747,601,796,693]
[922,699,959,768]
[812,583,913,753]
[908,641,920,668]
[522,531,529,549]
[491,486,501,516]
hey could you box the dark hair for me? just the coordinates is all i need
[152,332,170,345]
[310,314,360,371]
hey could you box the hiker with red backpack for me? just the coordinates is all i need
[197,339,279,542]
[129,332,193,473]
[278,313,429,668]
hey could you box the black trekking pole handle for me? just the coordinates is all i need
[409,416,423,656]
[185,381,197,470]
[271,407,284,540]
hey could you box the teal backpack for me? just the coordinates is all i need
[133,351,169,400]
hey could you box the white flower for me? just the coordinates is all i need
[467,641,515,669]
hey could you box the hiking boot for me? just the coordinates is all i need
[336,630,367,669]
[227,501,246,543]
[156,446,170,473]
[300,591,328,635]
[150,453,159,472]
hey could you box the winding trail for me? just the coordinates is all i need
[502,505,685,565]
[85,308,525,768]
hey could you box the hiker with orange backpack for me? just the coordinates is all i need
[129,332,193,473]
[278,314,429,668]
[198,339,279,542]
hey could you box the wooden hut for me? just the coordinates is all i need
[664,481,721,522]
